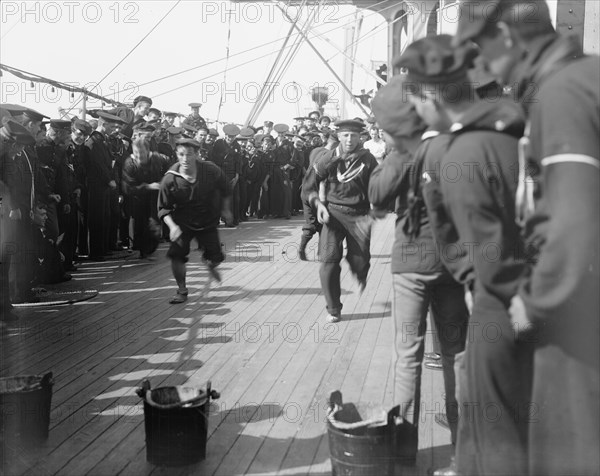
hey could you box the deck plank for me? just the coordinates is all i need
[1,215,451,476]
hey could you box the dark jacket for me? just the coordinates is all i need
[369,143,444,274]
[158,160,230,231]
[440,99,526,311]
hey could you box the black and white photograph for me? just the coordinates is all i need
[1,1,598,475]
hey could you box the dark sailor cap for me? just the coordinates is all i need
[293,116,305,121]
[0,119,36,146]
[371,75,427,140]
[133,95,153,106]
[452,0,553,47]
[333,119,366,133]
[167,126,184,135]
[273,123,289,134]
[319,115,331,123]
[163,111,177,117]
[175,138,202,149]
[148,107,161,116]
[238,127,255,139]
[263,120,274,127]
[223,124,241,136]
[208,128,219,137]
[182,123,198,133]
[49,119,72,130]
[72,118,92,135]
[394,34,478,85]
[1,104,49,122]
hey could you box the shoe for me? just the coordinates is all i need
[434,413,449,430]
[358,278,366,294]
[326,313,341,323]
[88,255,105,262]
[299,248,307,261]
[425,352,441,361]
[64,265,78,272]
[425,361,443,370]
[60,273,72,282]
[432,456,457,476]
[169,288,188,304]
[208,264,221,283]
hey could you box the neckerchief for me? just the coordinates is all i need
[335,146,368,183]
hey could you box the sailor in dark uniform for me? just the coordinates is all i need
[1,120,37,311]
[161,111,177,129]
[455,2,600,475]
[64,118,92,267]
[2,106,50,301]
[83,111,126,261]
[114,95,152,138]
[212,124,242,226]
[158,138,232,303]
[237,127,255,221]
[306,119,378,323]
[369,75,469,472]
[398,35,533,476]
[147,108,161,122]
[183,102,207,131]
[290,117,304,135]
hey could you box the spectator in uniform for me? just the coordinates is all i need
[243,137,264,218]
[63,118,92,268]
[162,111,177,129]
[1,121,37,312]
[212,124,242,226]
[122,138,164,259]
[454,2,600,474]
[369,75,469,471]
[398,34,533,476]
[83,111,125,261]
[183,102,207,131]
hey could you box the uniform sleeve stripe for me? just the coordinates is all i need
[541,154,600,169]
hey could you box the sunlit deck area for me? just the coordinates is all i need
[1,214,450,476]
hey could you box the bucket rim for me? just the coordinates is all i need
[143,387,208,409]
[0,372,54,394]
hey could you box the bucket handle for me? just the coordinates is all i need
[41,372,54,388]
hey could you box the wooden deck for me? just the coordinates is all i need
[1,215,451,476]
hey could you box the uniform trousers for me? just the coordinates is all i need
[88,186,110,258]
[456,302,533,476]
[58,204,78,269]
[391,271,468,447]
[318,206,372,315]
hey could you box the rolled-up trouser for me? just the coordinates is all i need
[318,205,372,315]
[391,271,468,445]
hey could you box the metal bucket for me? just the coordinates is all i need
[136,379,219,466]
[0,372,54,447]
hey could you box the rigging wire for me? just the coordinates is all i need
[249,0,324,125]
[217,9,233,122]
[108,0,395,98]
[247,0,321,125]
[62,1,181,116]
[245,0,307,125]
